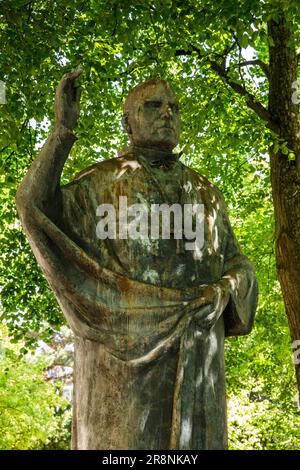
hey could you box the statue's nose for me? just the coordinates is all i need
[162,103,173,118]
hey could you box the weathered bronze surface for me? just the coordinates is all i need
[16,73,258,450]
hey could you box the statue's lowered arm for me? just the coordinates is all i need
[219,195,258,336]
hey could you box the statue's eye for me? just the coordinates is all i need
[145,100,162,108]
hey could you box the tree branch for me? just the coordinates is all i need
[175,47,278,133]
[0,145,10,154]
[209,59,273,124]
[236,60,270,79]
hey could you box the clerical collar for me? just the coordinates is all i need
[118,145,182,170]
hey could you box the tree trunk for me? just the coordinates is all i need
[268,16,300,396]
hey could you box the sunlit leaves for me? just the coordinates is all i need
[0,325,71,449]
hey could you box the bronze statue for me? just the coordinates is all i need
[16,70,258,450]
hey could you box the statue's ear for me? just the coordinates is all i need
[122,112,132,135]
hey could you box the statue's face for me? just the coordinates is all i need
[126,82,180,150]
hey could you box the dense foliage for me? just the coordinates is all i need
[0,0,299,449]
[226,195,300,449]
[0,325,71,449]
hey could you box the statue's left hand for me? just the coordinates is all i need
[194,281,230,330]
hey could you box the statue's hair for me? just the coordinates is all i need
[123,79,174,114]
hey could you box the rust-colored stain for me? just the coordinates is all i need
[118,276,131,292]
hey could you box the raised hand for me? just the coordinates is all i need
[55,68,82,131]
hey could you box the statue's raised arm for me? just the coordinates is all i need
[16,69,82,220]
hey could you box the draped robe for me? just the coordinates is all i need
[18,148,258,450]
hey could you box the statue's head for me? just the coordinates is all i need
[122,79,180,151]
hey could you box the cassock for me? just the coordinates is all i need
[21,146,258,449]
